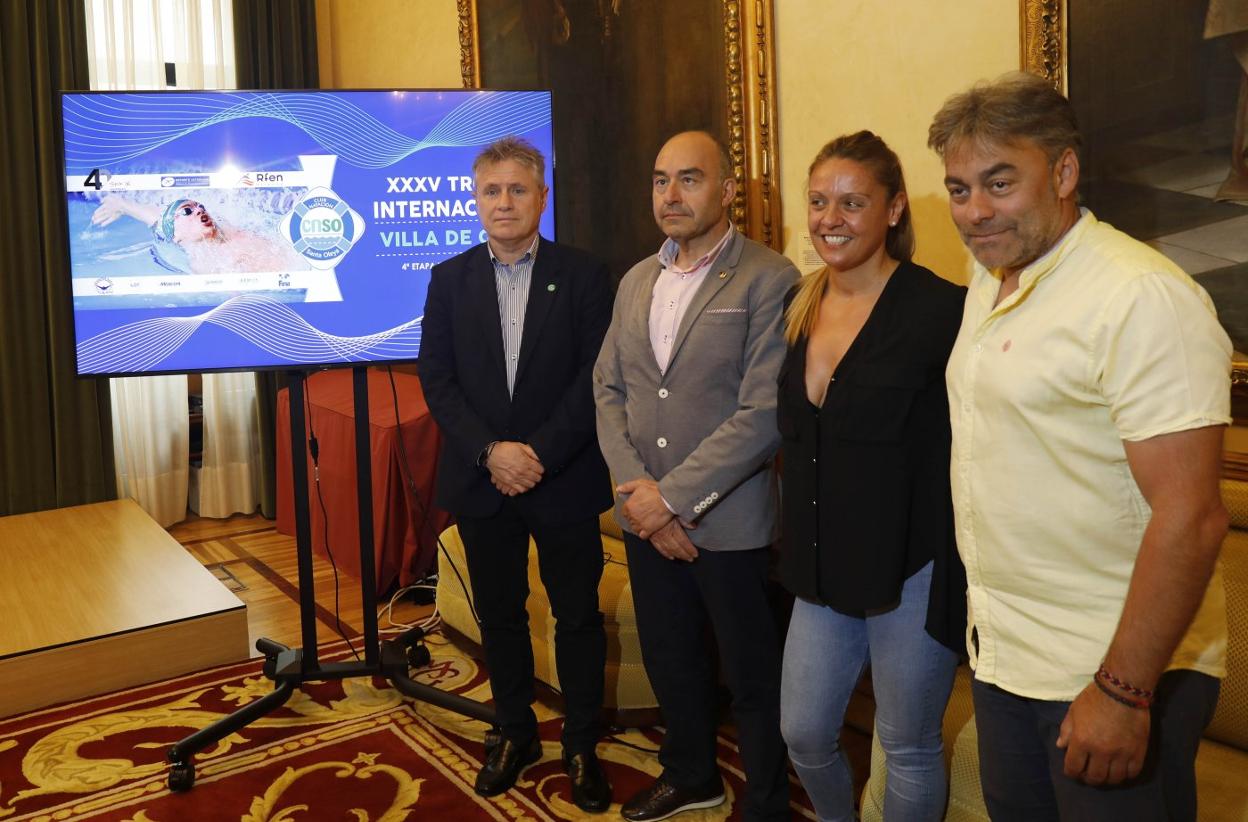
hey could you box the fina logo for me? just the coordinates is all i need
[94,277,114,294]
[280,186,366,270]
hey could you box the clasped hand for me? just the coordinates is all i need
[617,478,673,538]
[1055,681,1150,786]
[486,441,543,496]
[617,478,698,562]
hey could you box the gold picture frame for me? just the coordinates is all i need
[456,0,783,250]
[1020,0,1067,92]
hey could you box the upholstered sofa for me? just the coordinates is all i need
[435,510,658,720]
[860,479,1248,821]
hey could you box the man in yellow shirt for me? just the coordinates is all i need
[930,72,1231,820]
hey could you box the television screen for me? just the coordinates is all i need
[60,89,555,375]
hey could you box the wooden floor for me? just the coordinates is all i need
[167,512,434,656]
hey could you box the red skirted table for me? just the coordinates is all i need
[276,369,452,592]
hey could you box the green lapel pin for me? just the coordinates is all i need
[547,283,556,292]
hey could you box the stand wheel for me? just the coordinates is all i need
[168,762,195,792]
[406,644,432,669]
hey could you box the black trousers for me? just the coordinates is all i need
[973,669,1220,821]
[457,501,606,754]
[624,533,790,822]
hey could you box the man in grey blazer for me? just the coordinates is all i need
[594,131,798,822]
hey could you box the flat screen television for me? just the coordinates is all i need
[59,89,555,376]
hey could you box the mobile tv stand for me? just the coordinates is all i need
[166,366,495,792]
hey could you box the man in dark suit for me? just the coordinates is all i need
[594,131,798,822]
[418,136,614,812]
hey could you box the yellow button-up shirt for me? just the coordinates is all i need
[947,210,1231,700]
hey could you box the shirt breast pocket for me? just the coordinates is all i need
[828,366,927,443]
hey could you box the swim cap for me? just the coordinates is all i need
[157,199,189,243]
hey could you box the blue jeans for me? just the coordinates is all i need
[780,561,958,822]
[972,670,1220,821]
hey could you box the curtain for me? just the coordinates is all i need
[194,371,261,517]
[177,0,236,89]
[233,0,320,518]
[0,1,115,517]
[83,0,166,88]
[86,0,249,525]
[111,376,189,527]
[180,0,257,519]
[86,0,187,526]
[233,0,319,91]
[85,0,235,90]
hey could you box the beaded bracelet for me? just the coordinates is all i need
[1093,676,1151,710]
[1096,664,1155,703]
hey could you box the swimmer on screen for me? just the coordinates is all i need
[91,195,308,274]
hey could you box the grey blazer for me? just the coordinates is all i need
[593,231,799,551]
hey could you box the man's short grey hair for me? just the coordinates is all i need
[928,71,1082,163]
[707,133,735,183]
[473,136,546,183]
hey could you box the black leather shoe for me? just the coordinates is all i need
[620,777,724,821]
[482,727,501,757]
[474,736,542,796]
[564,751,611,812]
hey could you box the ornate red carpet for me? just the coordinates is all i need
[0,635,813,820]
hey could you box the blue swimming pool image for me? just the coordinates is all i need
[69,188,310,310]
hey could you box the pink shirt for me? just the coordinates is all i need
[649,225,735,374]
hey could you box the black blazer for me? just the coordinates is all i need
[776,260,967,653]
[418,237,614,524]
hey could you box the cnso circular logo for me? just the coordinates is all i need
[280,186,366,270]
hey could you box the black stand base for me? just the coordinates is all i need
[165,636,496,791]
[166,367,495,792]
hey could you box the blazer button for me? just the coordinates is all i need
[657,437,668,448]
[658,388,669,398]
[710,492,718,500]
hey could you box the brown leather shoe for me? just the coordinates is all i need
[620,777,724,821]
[474,736,542,796]
[564,751,611,812]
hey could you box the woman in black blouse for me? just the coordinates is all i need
[776,131,966,821]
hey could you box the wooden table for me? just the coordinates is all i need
[276,369,452,593]
[0,499,248,717]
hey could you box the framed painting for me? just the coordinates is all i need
[1022,0,1248,433]
[456,0,780,278]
